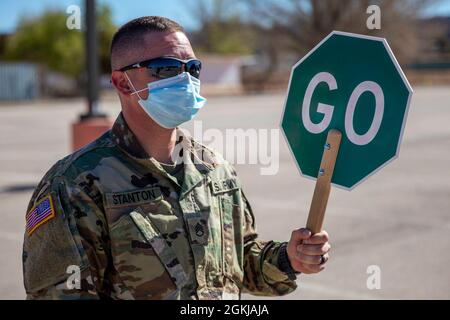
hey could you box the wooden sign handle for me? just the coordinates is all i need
[306,129,342,234]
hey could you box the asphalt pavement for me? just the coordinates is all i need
[1,86,449,299]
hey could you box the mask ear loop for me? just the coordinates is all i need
[123,71,148,100]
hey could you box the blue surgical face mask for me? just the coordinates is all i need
[125,72,207,129]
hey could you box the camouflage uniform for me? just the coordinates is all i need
[22,113,297,300]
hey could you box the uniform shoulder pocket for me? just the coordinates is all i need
[23,191,84,293]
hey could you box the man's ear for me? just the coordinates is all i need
[111,71,132,96]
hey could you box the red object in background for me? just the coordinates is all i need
[71,117,113,151]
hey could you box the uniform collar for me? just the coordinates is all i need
[111,113,219,198]
[176,128,219,198]
[111,112,149,159]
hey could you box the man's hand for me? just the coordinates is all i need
[287,228,330,274]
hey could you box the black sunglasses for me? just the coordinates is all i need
[119,57,202,79]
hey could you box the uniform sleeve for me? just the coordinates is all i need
[240,191,297,296]
[22,174,109,300]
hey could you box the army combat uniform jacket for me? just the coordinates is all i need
[22,113,297,300]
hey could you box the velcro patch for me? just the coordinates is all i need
[26,194,56,236]
[211,178,239,195]
[105,187,163,208]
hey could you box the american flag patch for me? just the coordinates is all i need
[26,194,56,236]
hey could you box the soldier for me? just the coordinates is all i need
[22,16,331,300]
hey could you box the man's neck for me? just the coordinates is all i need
[122,110,177,164]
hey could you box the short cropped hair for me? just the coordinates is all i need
[110,16,184,70]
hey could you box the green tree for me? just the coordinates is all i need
[4,11,83,77]
[3,4,116,77]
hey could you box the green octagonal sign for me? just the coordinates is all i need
[281,31,413,190]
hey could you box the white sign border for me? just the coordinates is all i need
[279,30,414,191]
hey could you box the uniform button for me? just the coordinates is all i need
[226,246,232,252]
[170,191,178,199]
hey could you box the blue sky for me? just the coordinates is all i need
[0,0,449,34]
[0,0,199,33]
